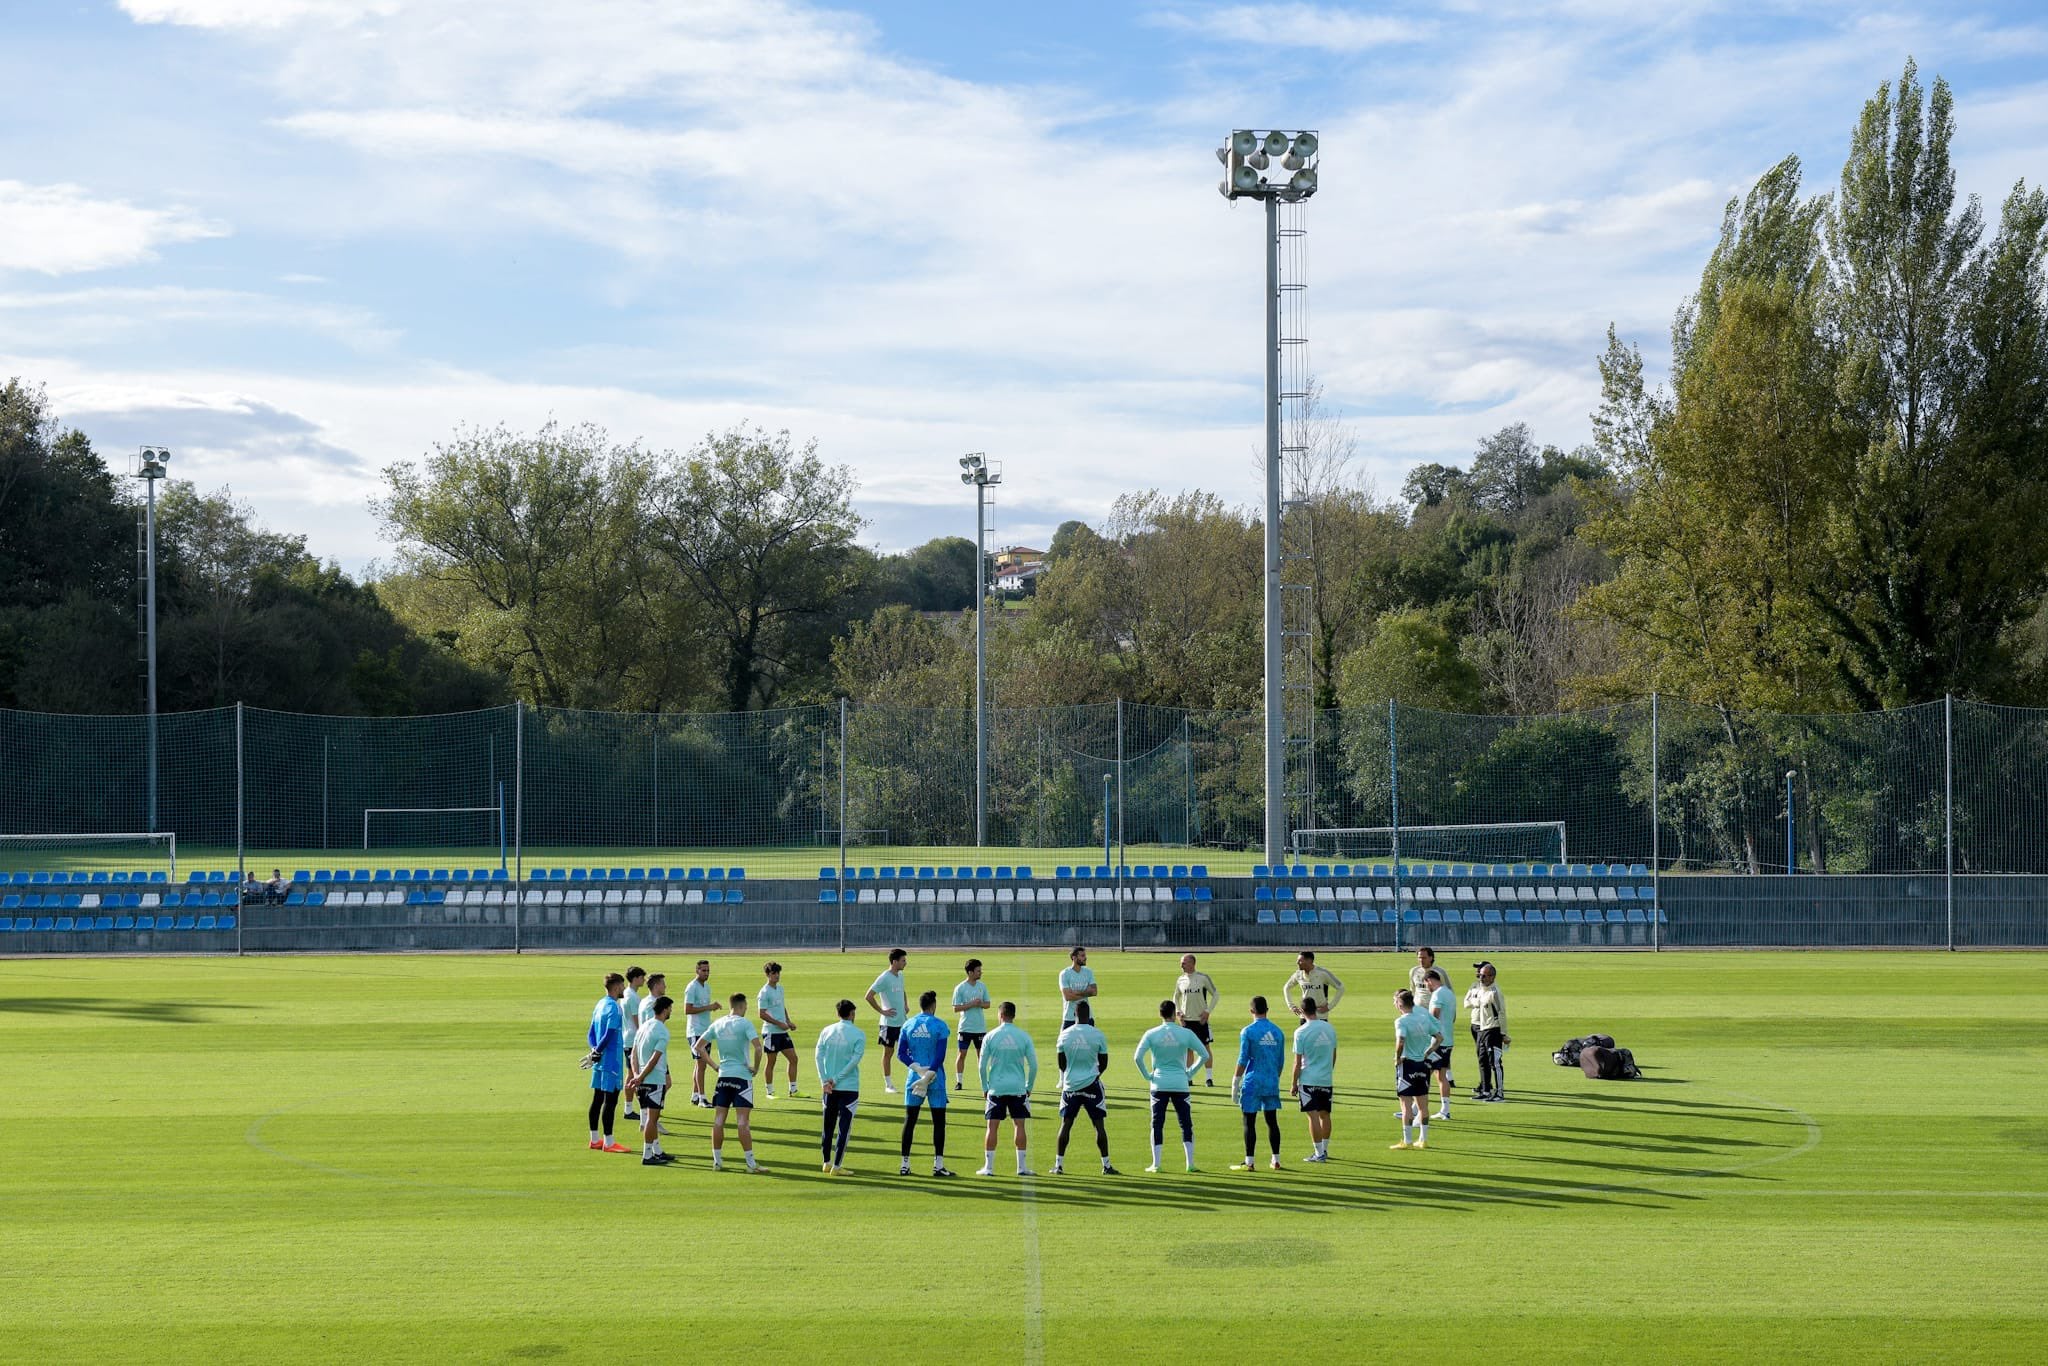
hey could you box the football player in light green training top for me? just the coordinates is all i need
[757,961,799,1099]
[863,948,909,1094]
[1058,946,1098,1027]
[1390,988,1440,1152]
[814,999,866,1174]
[624,993,674,1166]
[694,992,766,1173]
[1053,1001,1116,1175]
[1292,995,1339,1162]
[1134,999,1211,1172]
[976,1001,1040,1176]
[683,960,716,1108]
[952,958,991,1091]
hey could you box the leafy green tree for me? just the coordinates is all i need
[830,605,971,705]
[651,424,866,712]
[1336,610,1486,711]
[376,421,689,709]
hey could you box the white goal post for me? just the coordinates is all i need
[0,831,177,878]
[1290,821,1568,866]
[362,806,505,852]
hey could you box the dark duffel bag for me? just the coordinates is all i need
[1553,1033,1616,1067]
[1579,1045,1642,1081]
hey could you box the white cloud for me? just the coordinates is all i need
[119,0,398,28]
[0,285,398,352]
[1149,4,1434,52]
[0,181,226,276]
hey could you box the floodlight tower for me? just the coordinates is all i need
[960,453,1002,846]
[1218,128,1319,867]
[133,445,172,831]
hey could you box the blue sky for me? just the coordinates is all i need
[3,1,2045,571]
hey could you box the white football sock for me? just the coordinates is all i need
[1183,1140,1196,1168]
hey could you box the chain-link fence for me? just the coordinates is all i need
[2,696,2044,951]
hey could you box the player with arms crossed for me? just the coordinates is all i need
[1052,1001,1116,1175]
[976,1001,1039,1177]
[864,948,910,1095]
[1134,1000,1211,1173]
[757,961,800,1099]
[952,958,992,1092]
[895,990,956,1177]
[1230,995,1287,1171]
[814,999,866,1174]
[694,993,767,1173]
[624,994,675,1166]
[1283,950,1346,1020]
[1059,947,1097,1029]
[1291,997,1338,1162]
[1173,953,1220,1087]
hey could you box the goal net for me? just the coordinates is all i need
[1290,822,1567,868]
[0,831,177,879]
[362,805,505,860]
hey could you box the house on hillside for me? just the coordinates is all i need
[993,545,1044,571]
[995,561,1046,596]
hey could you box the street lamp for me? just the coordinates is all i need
[960,453,1001,847]
[1217,128,1319,868]
[133,445,172,832]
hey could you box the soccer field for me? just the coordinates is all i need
[2,950,2043,1363]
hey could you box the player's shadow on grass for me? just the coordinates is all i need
[0,996,249,1023]
[1483,1123,1775,1152]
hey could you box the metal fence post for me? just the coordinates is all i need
[838,697,848,954]
[1388,698,1401,953]
[1115,698,1126,952]
[1651,692,1661,952]
[235,701,244,957]
[1945,693,1955,952]
[513,700,523,955]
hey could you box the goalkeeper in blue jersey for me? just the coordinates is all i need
[1230,995,1287,1171]
[895,990,956,1177]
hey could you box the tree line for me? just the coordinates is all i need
[3,61,2042,727]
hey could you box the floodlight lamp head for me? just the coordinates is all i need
[1231,129,1259,157]
[1290,131,1318,158]
[1248,151,1269,171]
[1232,162,1262,193]
[1262,131,1290,157]
[1289,167,1317,195]
[1216,145,1229,164]
[961,472,975,485]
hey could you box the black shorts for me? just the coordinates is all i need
[1396,1059,1432,1098]
[1059,1081,1108,1120]
[1184,1020,1213,1045]
[1299,1085,1335,1112]
[985,1094,1031,1121]
[878,1025,902,1048]
[1425,1044,1453,1072]
[634,1082,668,1111]
[712,1078,755,1110]
[763,1032,795,1054]
[956,1031,986,1053]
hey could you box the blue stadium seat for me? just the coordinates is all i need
[1338,907,1359,924]
[1278,908,1299,925]
[220,914,237,930]
[1630,863,1650,877]
[606,867,625,881]
[1422,909,1442,925]
[819,888,838,903]
[690,867,709,881]
[1625,908,1647,925]
[1252,864,1270,879]
[426,890,446,905]
[707,868,725,881]
[1256,908,1277,925]
[705,889,725,905]
[1191,864,1209,879]
[1254,886,1272,902]
[1543,908,1565,924]
[307,892,326,906]
[1174,885,1193,903]
[729,867,746,880]
[114,915,135,930]
[1055,866,1073,879]
[726,890,744,905]
[0,894,16,910]
[0,916,13,932]
[820,867,837,880]
[878,867,896,880]
[1440,908,1463,924]
[37,916,59,930]
[88,871,107,884]
[54,916,75,931]
[1274,886,1293,902]
[937,866,957,878]
[450,869,471,882]
[1400,908,1421,925]
[1563,908,1584,924]
[917,867,936,880]
[197,915,217,930]
[976,866,995,879]
[285,891,306,906]
[1016,865,1034,879]
[175,915,196,930]
[1483,908,1504,925]
[1503,908,1524,924]
[186,871,206,883]
[1194,886,1212,903]
[568,868,588,881]
[407,891,426,905]
[994,865,1014,879]
[91,915,111,930]
[1317,908,1338,925]
[202,892,224,909]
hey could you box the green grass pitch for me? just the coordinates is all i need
[2,949,2043,1362]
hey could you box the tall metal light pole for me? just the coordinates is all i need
[960,453,1001,846]
[134,445,172,831]
[1785,770,1798,874]
[1217,128,1319,867]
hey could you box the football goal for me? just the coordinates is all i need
[1290,821,1568,867]
[0,831,177,878]
[362,805,506,862]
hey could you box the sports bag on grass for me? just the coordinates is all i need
[1579,1045,1642,1081]
[1553,1034,1615,1067]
